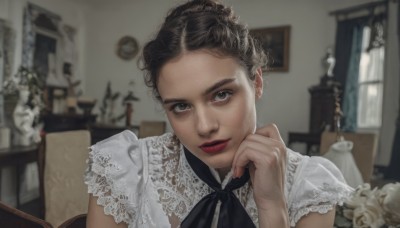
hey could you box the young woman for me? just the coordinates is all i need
[85,1,352,227]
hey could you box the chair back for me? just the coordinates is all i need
[320,131,378,183]
[58,214,86,228]
[0,200,53,228]
[44,130,90,227]
[138,121,166,138]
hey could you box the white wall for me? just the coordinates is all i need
[84,1,177,127]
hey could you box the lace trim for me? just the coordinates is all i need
[148,133,214,221]
[147,133,259,224]
[84,145,135,225]
[292,204,335,226]
[289,182,353,226]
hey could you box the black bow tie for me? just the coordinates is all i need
[181,148,256,228]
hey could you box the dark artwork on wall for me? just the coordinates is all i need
[250,25,291,72]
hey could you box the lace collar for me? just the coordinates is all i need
[147,133,257,224]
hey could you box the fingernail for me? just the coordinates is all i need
[233,167,238,178]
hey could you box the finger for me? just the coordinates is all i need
[255,123,284,143]
[241,133,287,167]
[234,146,261,178]
[235,144,283,179]
[235,143,286,189]
[254,125,287,168]
[232,137,263,178]
[233,140,280,178]
[232,135,266,169]
[232,133,285,178]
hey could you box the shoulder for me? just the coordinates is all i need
[84,131,174,225]
[90,130,175,166]
[285,149,353,226]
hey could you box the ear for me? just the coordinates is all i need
[254,68,263,99]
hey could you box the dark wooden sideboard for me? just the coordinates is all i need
[41,113,97,133]
[288,76,341,155]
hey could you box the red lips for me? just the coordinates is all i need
[199,139,230,154]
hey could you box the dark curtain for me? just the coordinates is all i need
[333,16,369,131]
[385,1,400,181]
[333,16,369,90]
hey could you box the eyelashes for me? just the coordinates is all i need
[213,90,233,102]
[170,103,191,113]
[168,89,234,115]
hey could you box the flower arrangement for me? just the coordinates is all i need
[2,66,45,107]
[335,182,400,228]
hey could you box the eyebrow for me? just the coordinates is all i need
[162,78,236,105]
[203,78,236,96]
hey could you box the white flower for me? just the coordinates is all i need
[339,182,400,227]
[352,199,385,228]
[377,182,400,225]
[345,183,374,209]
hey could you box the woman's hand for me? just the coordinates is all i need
[232,124,289,227]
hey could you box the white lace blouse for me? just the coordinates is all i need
[84,130,353,228]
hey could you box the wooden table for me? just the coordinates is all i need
[0,145,40,209]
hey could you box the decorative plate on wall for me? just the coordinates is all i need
[116,36,139,60]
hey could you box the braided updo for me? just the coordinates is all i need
[141,0,267,101]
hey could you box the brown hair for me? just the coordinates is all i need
[141,0,267,101]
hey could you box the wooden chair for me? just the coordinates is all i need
[0,200,53,228]
[58,214,86,228]
[42,130,91,227]
[138,121,166,138]
[319,131,378,183]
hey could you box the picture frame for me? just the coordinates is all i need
[250,25,291,72]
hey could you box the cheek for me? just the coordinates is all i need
[225,95,256,130]
[165,113,192,140]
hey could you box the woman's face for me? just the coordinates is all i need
[158,50,263,171]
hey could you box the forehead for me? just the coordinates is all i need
[157,50,248,99]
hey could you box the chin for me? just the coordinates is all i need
[203,150,235,170]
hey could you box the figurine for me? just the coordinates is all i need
[13,87,41,146]
[323,47,336,77]
[8,67,44,146]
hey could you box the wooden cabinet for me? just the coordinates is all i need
[42,114,96,133]
[288,76,341,155]
[308,82,339,133]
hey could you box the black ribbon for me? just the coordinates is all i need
[181,148,256,228]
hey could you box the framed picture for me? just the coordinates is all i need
[250,25,291,72]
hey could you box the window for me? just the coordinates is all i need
[357,25,385,128]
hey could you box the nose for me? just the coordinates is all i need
[195,106,218,137]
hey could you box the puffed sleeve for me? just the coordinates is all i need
[84,130,147,225]
[287,155,353,226]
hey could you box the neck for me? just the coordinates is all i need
[216,167,231,180]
